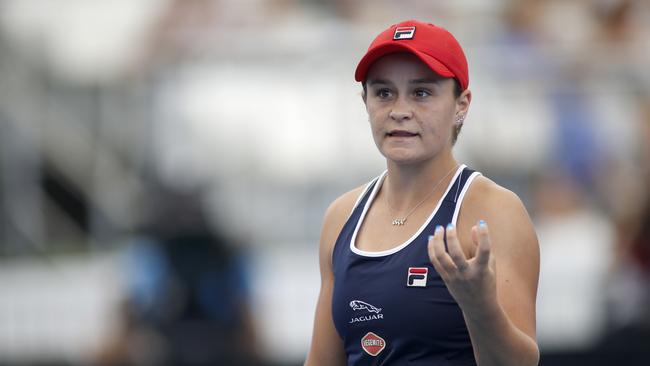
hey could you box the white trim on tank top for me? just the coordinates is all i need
[451,171,482,226]
[348,176,381,220]
[350,164,467,257]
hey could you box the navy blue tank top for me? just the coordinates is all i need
[332,165,481,366]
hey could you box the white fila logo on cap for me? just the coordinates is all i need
[393,26,416,40]
[407,267,428,287]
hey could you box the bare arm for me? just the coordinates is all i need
[305,188,364,366]
[428,177,540,366]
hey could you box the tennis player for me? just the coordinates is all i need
[305,20,540,365]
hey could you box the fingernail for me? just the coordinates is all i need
[479,220,486,227]
[435,225,443,233]
[447,223,454,230]
[428,235,434,241]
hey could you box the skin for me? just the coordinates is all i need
[305,53,540,366]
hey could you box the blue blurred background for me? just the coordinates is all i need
[0,0,649,365]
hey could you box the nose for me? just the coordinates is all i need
[389,97,413,122]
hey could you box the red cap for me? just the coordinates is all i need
[354,20,469,90]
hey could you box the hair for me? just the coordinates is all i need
[450,80,464,145]
[362,78,465,145]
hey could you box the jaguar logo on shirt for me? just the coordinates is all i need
[349,300,384,324]
[361,332,386,356]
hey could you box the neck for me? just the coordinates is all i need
[383,154,459,212]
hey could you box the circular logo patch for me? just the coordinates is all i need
[361,332,386,356]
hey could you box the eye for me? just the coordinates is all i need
[374,88,393,99]
[414,88,432,98]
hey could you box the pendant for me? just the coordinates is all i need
[392,218,406,226]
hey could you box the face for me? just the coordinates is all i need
[363,53,470,165]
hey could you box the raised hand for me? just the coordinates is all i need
[427,221,497,314]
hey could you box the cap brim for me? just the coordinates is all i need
[354,43,454,82]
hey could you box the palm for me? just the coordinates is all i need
[427,222,497,313]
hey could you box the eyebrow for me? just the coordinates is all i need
[409,78,443,84]
[366,78,392,86]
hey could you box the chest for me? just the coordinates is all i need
[355,201,475,258]
[331,243,472,360]
[355,199,437,252]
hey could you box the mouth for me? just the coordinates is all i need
[386,130,419,138]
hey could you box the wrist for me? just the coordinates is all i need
[461,294,502,324]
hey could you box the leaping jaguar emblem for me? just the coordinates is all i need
[349,300,382,314]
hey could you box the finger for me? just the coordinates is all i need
[445,223,468,271]
[429,225,455,275]
[471,225,479,248]
[470,225,479,259]
[428,226,447,277]
[475,220,491,268]
[428,234,445,278]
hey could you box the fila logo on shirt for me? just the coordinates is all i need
[393,26,416,40]
[349,300,384,324]
[407,267,428,287]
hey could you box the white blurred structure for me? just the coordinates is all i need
[0,0,649,364]
[0,253,122,364]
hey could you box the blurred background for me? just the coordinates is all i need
[0,0,649,365]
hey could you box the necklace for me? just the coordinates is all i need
[385,165,458,226]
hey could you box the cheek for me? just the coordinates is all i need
[368,118,385,141]
[422,115,453,141]
[366,101,382,117]
[366,106,386,131]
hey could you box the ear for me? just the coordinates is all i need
[456,89,472,117]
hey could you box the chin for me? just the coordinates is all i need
[381,145,444,165]
[382,151,426,165]
[392,158,428,166]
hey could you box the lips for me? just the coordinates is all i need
[387,130,419,137]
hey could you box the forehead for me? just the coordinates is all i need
[365,53,442,82]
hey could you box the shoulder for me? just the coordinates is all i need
[318,179,375,264]
[463,175,530,224]
[459,175,539,259]
[321,183,368,242]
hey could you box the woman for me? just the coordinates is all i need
[305,20,540,365]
